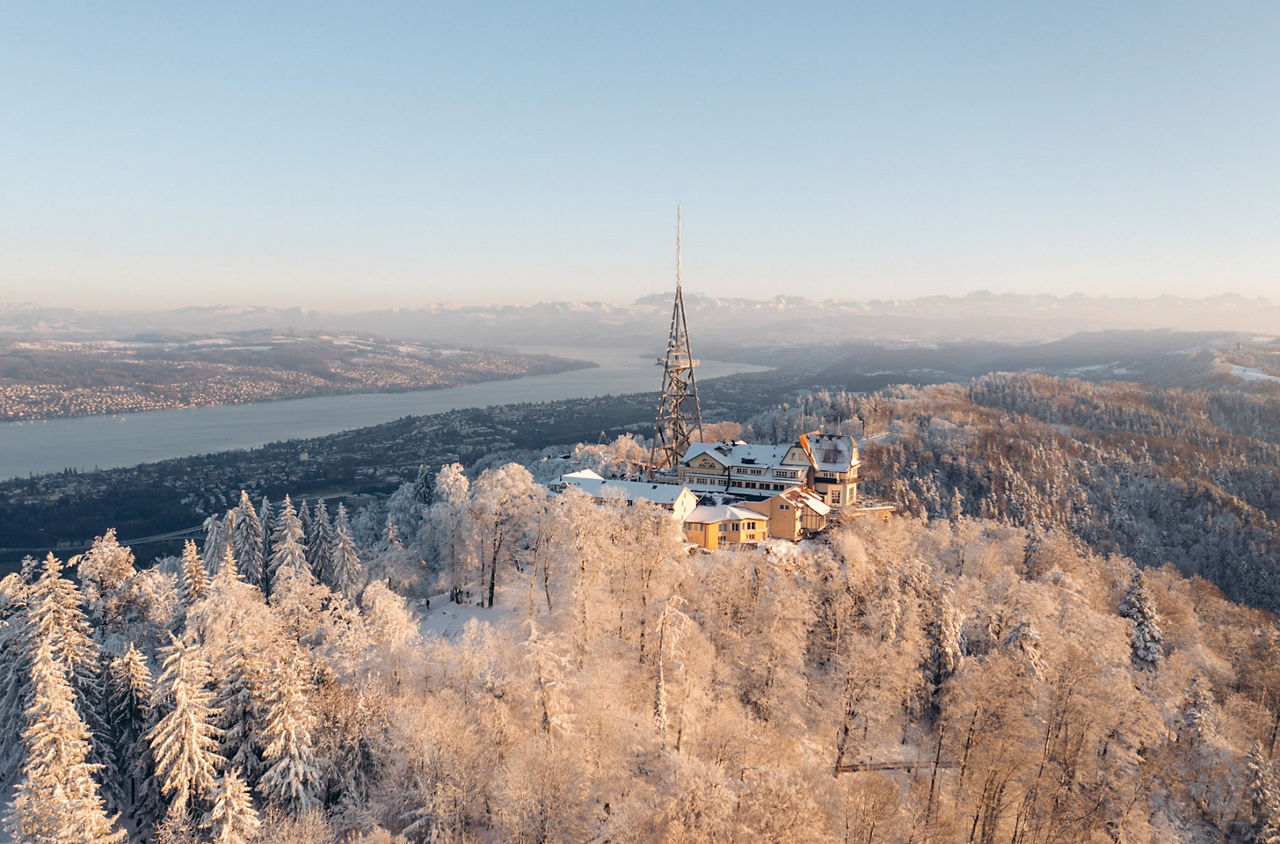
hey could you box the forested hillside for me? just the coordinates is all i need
[745,374,1280,614]
[3,466,1279,842]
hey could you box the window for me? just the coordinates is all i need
[730,523,740,531]
[831,491,841,505]
[746,521,757,529]
[778,504,790,511]
[719,524,728,532]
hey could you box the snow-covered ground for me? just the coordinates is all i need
[415,587,529,640]
[1226,363,1280,383]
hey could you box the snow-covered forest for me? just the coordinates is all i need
[745,374,1280,614]
[3,374,1280,842]
[3,462,1280,842]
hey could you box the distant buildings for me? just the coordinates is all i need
[550,429,875,551]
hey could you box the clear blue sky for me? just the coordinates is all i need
[2,2,1277,310]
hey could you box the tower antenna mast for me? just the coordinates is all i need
[649,205,704,476]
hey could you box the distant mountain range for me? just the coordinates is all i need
[3,291,1276,348]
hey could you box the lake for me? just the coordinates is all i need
[0,346,767,480]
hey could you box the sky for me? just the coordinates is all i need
[1,2,1278,310]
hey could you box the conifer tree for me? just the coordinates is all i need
[202,767,261,844]
[259,496,275,580]
[1119,569,1164,671]
[299,498,313,546]
[268,495,308,595]
[308,500,334,581]
[148,633,225,819]
[107,643,155,813]
[27,553,110,785]
[202,515,229,573]
[330,504,365,600]
[230,491,265,589]
[213,638,267,788]
[257,662,322,815]
[179,540,211,607]
[0,572,31,780]
[6,636,125,843]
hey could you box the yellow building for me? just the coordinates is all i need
[796,431,860,510]
[682,504,769,550]
[742,486,831,541]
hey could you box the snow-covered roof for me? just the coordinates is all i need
[682,442,795,470]
[776,486,831,516]
[685,504,770,524]
[561,474,693,507]
[799,431,858,473]
[561,468,604,481]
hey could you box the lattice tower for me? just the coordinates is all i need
[649,206,703,475]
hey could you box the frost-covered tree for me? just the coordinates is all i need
[202,768,260,844]
[1,573,30,749]
[424,462,472,601]
[230,491,265,588]
[469,463,544,608]
[148,633,225,818]
[412,462,435,507]
[178,540,211,607]
[106,643,155,812]
[308,500,334,581]
[386,481,424,551]
[259,496,275,575]
[268,495,308,595]
[329,504,364,600]
[257,662,322,815]
[6,636,125,843]
[202,514,229,573]
[1119,569,1164,671]
[76,529,137,629]
[27,553,108,779]
[298,498,313,545]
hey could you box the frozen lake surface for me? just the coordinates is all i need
[0,346,765,480]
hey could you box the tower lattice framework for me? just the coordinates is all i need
[649,206,703,475]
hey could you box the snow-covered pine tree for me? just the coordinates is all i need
[106,643,154,812]
[412,462,435,507]
[330,503,365,600]
[298,498,313,547]
[1178,673,1217,746]
[202,767,261,844]
[147,633,225,819]
[218,545,242,586]
[230,491,265,589]
[308,500,334,581]
[259,496,275,578]
[27,553,110,785]
[257,661,322,815]
[267,495,308,596]
[386,481,423,550]
[1119,569,1164,671]
[202,514,229,572]
[6,635,125,843]
[0,572,30,780]
[213,636,267,789]
[27,553,99,694]
[179,540,211,607]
